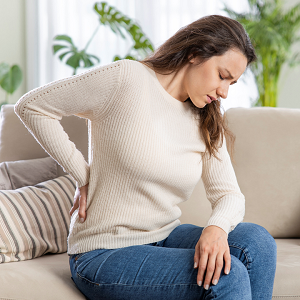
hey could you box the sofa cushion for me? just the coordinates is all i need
[0,240,298,300]
[0,104,89,178]
[0,252,86,300]
[0,156,57,190]
[0,174,75,263]
[273,239,300,298]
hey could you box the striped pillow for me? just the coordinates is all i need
[0,174,75,263]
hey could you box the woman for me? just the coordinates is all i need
[14,14,277,300]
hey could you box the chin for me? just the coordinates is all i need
[195,102,207,108]
[190,99,206,108]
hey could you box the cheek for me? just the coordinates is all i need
[189,77,204,97]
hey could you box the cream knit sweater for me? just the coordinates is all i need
[14,59,245,254]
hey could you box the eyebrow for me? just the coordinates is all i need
[224,68,237,84]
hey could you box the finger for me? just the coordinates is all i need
[78,194,87,222]
[69,196,79,216]
[223,249,231,275]
[197,251,208,287]
[203,253,216,290]
[194,244,200,269]
[212,254,224,286]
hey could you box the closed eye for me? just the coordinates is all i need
[219,73,224,80]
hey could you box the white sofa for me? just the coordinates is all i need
[0,104,299,299]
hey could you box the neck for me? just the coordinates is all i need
[155,65,190,102]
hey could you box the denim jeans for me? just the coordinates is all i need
[69,222,277,300]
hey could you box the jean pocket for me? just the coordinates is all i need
[74,252,88,262]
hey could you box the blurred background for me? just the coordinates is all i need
[0,0,299,112]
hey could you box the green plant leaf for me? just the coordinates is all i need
[94,2,154,56]
[66,53,82,69]
[0,65,22,94]
[223,0,300,107]
[54,35,75,46]
[0,62,10,83]
[53,45,68,54]
[53,34,100,74]
[59,51,73,61]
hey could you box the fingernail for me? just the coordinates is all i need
[80,218,84,223]
[213,279,218,285]
[198,281,202,286]
[225,269,230,275]
[205,284,209,290]
[194,262,197,268]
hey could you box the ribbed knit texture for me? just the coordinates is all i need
[14,59,245,254]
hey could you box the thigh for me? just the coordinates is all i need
[69,245,207,300]
[69,244,251,300]
[160,223,204,249]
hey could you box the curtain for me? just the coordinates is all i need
[25,0,258,111]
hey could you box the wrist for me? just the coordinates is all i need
[203,225,228,237]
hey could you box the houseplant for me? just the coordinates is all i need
[0,62,23,109]
[224,0,300,107]
[53,1,154,75]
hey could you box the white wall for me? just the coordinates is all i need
[0,0,299,108]
[278,0,300,108]
[0,0,26,105]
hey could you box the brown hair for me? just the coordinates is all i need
[139,14,257,162]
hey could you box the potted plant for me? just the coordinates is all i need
[224,0,300,107]
[0,62,23,109]
[53,1,154,75]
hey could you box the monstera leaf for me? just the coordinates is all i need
[52,2,154,73]
[53,35,100,75]
[94,2,154,60]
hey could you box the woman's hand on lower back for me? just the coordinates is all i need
[69,182,89,223]
[193,225,231,290]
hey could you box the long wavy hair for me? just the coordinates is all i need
[139,14,257,161]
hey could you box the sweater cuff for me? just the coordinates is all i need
[203,216,231,238]
[72,162,90,188]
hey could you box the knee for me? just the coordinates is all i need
[226,256,251,288]
[238,223,277,260]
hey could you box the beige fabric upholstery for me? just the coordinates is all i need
[0,157,57,190]
[0,240,298,300]
[0,253,86,300]
[180,107,300,238]
[0,104,89,178]
[0,175,75,263]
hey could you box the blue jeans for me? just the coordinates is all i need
[69,222,277,300]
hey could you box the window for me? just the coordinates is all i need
[26,0,258,111]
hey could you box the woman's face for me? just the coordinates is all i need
[184,48,248,108]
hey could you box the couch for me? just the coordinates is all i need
[0,103,299,299]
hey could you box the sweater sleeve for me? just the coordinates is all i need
[14,60,122,188]
[201,135,245,237]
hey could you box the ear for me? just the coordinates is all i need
[188,54,196,63]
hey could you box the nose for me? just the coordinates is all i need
[217,84,229,99]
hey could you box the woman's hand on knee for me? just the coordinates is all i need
[69,182,89,223]
[193,225,231,290]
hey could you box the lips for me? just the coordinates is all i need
[206,95,217,104]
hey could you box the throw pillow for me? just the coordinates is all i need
[0,157,58,190]
[0,174,75,263]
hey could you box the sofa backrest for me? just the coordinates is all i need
[1,104,300,238]
[0,104,88,178]
[177,107,300,239]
